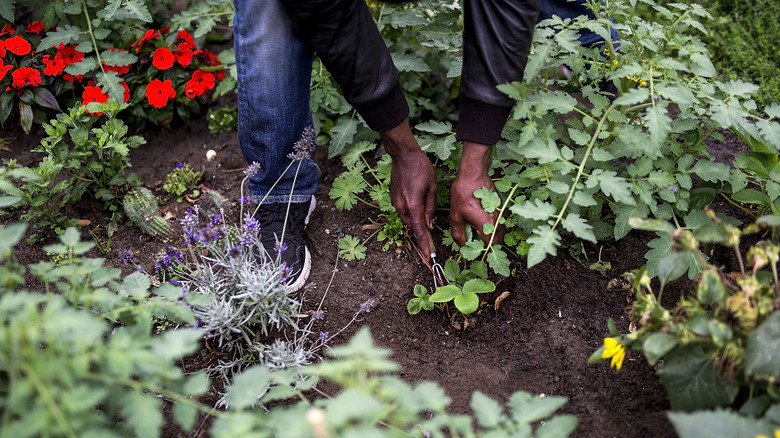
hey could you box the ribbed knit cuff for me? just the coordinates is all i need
[354,81,409,133]
[456,96,512,145]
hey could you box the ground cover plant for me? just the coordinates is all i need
[2,0,780,436]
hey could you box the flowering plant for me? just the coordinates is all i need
[590,210,780,414]
[0,0,235,132]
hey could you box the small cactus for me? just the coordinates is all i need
[123,187,171,238]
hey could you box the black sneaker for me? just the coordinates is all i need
[254,197,316,292]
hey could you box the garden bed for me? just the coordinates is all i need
[5,113,749,437]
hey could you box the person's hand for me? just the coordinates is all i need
[450,141,504,248]
[381,121,438,262]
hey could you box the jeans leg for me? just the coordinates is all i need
[233,0,321,204]
[537,0,620,47]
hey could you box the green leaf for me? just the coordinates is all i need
[657,344,739,411]
[173,402,197,433]
[327,116,358,158]
[226,366,270,409]
[474,187,501,214]
[470,391,503,428]
[642,332,678,365]
[588,170,635,205]
[536,415,578,438]
[19,102,33,134]
[697,269,725,305]
[527,225,560,268]
[0,0,14,22]
[120,0,152,22]
[96,71,125,103]
[508,391,569,424]
[32,88,63,112]
[613,87,650,106]
[430,284,462,303]
[519,137,561,164]
[65,58,99,76]
[151,329,202,361]
[691,159,731,182]
[561,212,597,243]
[460,240,484,260]
[338,235,367,261]
[462,278,495,295]
[407,298,423,314]
[487,246,511,277]
[542,91,577,114]
[454,292,479,314]
[391,52,430,72]
[744,311,780,378]
[731,189,771,205]
[329,172,366,210]
[37,24,82,51]
[416,120,452,135]
[645,104,672,153]
[121,391,163,438]
[0,223,27,258]
[510,198,556,221]
[568,128,591,146]
[668,409,774,438]
[657,252,688,288]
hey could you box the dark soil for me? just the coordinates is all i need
[2,110,749,438]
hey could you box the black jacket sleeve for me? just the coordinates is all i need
[457,0,539,145]
[281,0,409,133]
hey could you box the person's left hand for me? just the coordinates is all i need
[450,141,504,248]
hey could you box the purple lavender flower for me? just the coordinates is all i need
[117,249,135,264]
[176,162,184,169]
[287,126,316,160]
[275,241,288,254]
[318,331,329,343]
[312,310,325,321]
[360,299,376,313]
[239,196,251,203]
[227,245,242,259]
[244,161,262,177]
[180,207,200,238]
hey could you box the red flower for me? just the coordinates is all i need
[5,36,31,56]
[199,50,225,81]
[0,61,12,82]
[0,24,13,36]
[62,73,84,83]
[82,85,109,115]
[55,44,84,66]
[0,40,6,58]
[120,81,130,102]
[145,79,176,108]
[152,47,174,70]
[176,29,196,47]
[174,42,194,67]
[132,29,160,52]
[103,48,131,75]
[11,67,42,89]
[42,54,66,76]
[185,70,215,99]
[26,21,45,34]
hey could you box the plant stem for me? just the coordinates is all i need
[82,1,106,75]
[481,180,521,263]
[552,104,615,232]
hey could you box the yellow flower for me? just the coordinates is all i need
[639,79,647,87]
[602,337,626,370]
[611,59,619,67]
[754,429,780,438]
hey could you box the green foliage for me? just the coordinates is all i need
[407,283,434,314]
[591,211,780,412]
[207,104,238,135]
[163,162,203,201]
[695,0,780,108]
[0,225,210,438]
[669,406,780,438]
[337,235,367,261]
[122,187,172,238]
[426,259,495,315]
[20,101,144,241]
[212,327,577,438]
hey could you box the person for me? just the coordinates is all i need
[537,0,620,48]
[233,0,540,292]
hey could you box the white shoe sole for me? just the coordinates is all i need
[288,196,316,292]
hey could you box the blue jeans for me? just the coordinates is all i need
[233,0,321,204]
[537,0,620,47]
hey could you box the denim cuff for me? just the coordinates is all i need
[456,96,512,145]
[355,81,409,133]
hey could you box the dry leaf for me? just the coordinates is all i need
[494,291,510,312]
[76,219,91,227]
[163,212,176,221]
[361,223,381,231]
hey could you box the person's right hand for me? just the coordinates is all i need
[380,121,438,262]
